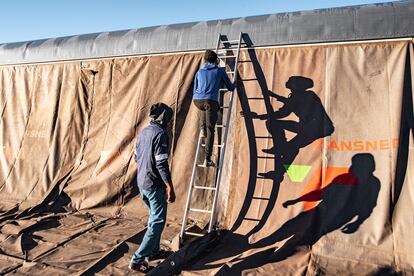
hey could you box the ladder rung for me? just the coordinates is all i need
[220,106,229,109]
[244,217,261,222]
[185,231,205,237]
[219,45,240,49]
[201,143,223,148]
[222,39,240,43]
[194,185,217,191]
[226,71,235,74]
[219,55,236,58]
[197,163,217,168]
[189,208,212,214]
[219,88,228,91]
[216,124,226,128]
[252,196,270,200]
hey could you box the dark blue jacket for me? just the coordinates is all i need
[193,63,235,102]
[135,122,171,191]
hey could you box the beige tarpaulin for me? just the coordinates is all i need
[0,41,413,274]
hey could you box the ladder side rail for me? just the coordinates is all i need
[208,32,243,232]
[180,33,224,240]
[180,135,203,239]
[215,33,222,53]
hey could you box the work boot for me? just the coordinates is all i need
[129,260,151,273]
[203,159,215,167]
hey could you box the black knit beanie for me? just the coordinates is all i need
[149,103,173,128]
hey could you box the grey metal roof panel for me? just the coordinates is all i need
[0,1,413,65]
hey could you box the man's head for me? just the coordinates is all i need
[285,76,314,92]
[204,50,218,64]
[149,102,173,128]
[350,153,376,180]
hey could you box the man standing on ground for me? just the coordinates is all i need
[129,103,176,273]
[193,50,235,167]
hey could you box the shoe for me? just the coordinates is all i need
[148,249,172,261]
[199,129,207,138]
[129,260,151,273]
[262,148,275,154]
[203,159,215,167]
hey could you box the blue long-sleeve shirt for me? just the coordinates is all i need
[135,122,171,191]
[193,63,235,102]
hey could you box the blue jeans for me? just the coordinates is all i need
[131,187,167,264]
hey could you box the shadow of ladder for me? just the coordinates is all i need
[230,34,283,237]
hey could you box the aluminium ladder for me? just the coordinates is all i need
[180,32,245,241]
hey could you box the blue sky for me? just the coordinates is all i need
[0,0,393,44]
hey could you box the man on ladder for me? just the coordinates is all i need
[179,33,243,243]
[193,50,235,167]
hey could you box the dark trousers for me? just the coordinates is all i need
[193,99,219,161]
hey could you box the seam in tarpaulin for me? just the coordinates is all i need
[384,36,397,270]
[117,154,134,215]
[0,67,15,121]
[100,60,114,159]
[170,55,184,170]
[411,42,414,134]
[386,44,396,209]
[73,66,97,174]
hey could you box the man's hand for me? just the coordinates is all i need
[240,111,259,118]
[166,183,175,203]
[341,222,359,234]
[282,199,297,208]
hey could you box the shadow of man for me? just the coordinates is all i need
[217,153,381,275]
[237,75,335,237]
[250,76,334,180]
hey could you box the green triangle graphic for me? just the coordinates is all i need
[284,164,312,182]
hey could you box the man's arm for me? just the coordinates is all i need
[272,104,292,119]
[267,90,288,103]
[154,133,175,203]
[283,188,325,208]
[193,71,199,94]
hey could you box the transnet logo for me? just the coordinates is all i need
[282,137,397,211]
[313,138,399,152]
